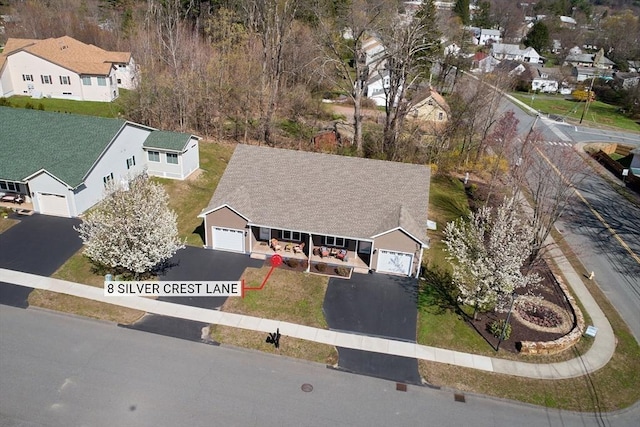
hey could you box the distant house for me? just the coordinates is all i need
[532,78,558,93]
[0,107,199,217]
[613,72,640,90]
[491,43,541,64]
[471,51,500,73]
[573,67,614,82]
[477,29,501,46]
[0,36,137,102]
[564,48,615,69]
[366,70,391,107]
[409,87,449,126]
[559,16,577,28]
[630,147,640,176]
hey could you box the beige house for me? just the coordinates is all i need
[198,145,431,278]
[0,36,137,102]
[409,88,450,126]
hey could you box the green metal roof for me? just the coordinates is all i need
[0,107,126,187]
[143,130,191,151]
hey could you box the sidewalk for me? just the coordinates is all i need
[0,258,615,381]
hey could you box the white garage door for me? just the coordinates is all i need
[38,193,70,217]
[212,227,245,252]
[377,250,413,276]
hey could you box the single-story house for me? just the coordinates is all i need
[532,78,558,93]
[572,66,614,82]
[491,43,541,64]
[613,72,640,90]
[471,51,500,73]
[198,144,431,277]
[0,36,138,102]
[0,107,199,217]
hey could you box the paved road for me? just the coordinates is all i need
[502,96,640,342]
[2,305,638,427]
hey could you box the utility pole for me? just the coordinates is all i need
[579,73,597,124]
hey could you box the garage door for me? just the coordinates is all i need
[376,250,413,276]
[212,227,245,252]
[38,193,70,217]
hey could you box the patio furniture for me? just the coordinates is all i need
[336,249,348,261]
[319,246,329,257]
[285,244,292,252]
[329,247,338,257]
[1,193,23,204]
[270,238,282,251]
[293,242,305,254]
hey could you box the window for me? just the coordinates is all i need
[166,153,178,164]
[148,151,160,162]
[438,112,444,121]
[97,76,106,86]
[22,74,33,81]
[81,76,91,86]
[110,75,115,86]
[62,92,72,95]
[41,75,52,84]
[282,230,301,241]
[325,236,345,247]
[59,76,71,85]
[126,156,136,169]
[103,173,113,187]
[0,181,18,192]
[117,78,122,84]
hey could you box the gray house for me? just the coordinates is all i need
[0,107,200,217]
[198,145,431,277]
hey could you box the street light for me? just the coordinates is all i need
[496,292,517,352]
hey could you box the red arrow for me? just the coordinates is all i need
[242,254,283,298]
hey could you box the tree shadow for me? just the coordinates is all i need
[417,265,462,316]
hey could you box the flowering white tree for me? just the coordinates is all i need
[443,197,541,319]
[75,173,184,278]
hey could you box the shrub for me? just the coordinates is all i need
[37,102,45,111]
[0,98,11,106]
[316,262,327,272]
[335,266,350,277]
[488,319,512,340]
[24,102,35,109]
[287,258,299,268]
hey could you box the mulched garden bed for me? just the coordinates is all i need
[461,177,577,353]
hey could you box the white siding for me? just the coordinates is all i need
[180,138,200,178]
[146,140,200,180]
[73,124,149,215]
[2,51,117,102]
[27,172,74,216]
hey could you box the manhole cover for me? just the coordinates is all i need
[301,383,313,392]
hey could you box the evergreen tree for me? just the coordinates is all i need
[472,1,493,29]
[453,0,470,25]
[523,21,550,53]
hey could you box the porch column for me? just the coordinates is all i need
[306,233,311,273]
[415,246,424,278]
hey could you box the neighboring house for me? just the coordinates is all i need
[409,87,450,125]
[564,48,615,69]
[198,144,431,278]
[613,72,640,90]
[559,16,577,28]
[0,107,199,217]
[491,43,541,64]
[471,51,500,73]
[572,66,614,82]
[477,28,501,45]
[628,60,640,73]
[361,35,386,67]
[630,147,640,176]
[366,70,391,107]
[0,36,137,102]
[532,78,558,93]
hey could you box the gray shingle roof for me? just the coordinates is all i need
[201,144,431,244]
[0,106,125,187]
[143,130,192,151]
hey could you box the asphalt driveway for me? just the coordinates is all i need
[125,247,263,341]
[0,214,82,308]
[323,273,421,384]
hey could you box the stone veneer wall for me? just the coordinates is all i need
[519,275,586,355]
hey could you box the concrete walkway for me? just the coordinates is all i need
[0,247,615,381]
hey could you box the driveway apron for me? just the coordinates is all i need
[323,273,421,384]
[0,214,82,307]
[125,247,262,342]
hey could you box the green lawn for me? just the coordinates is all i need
[511,93,640,132]
[0,90,133,118]
[154,141,235,246]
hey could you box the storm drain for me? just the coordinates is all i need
[301,383,313,392]
[454,393,466,403]
[396,383,407,392]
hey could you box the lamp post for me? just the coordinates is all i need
[496,292,517,352]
